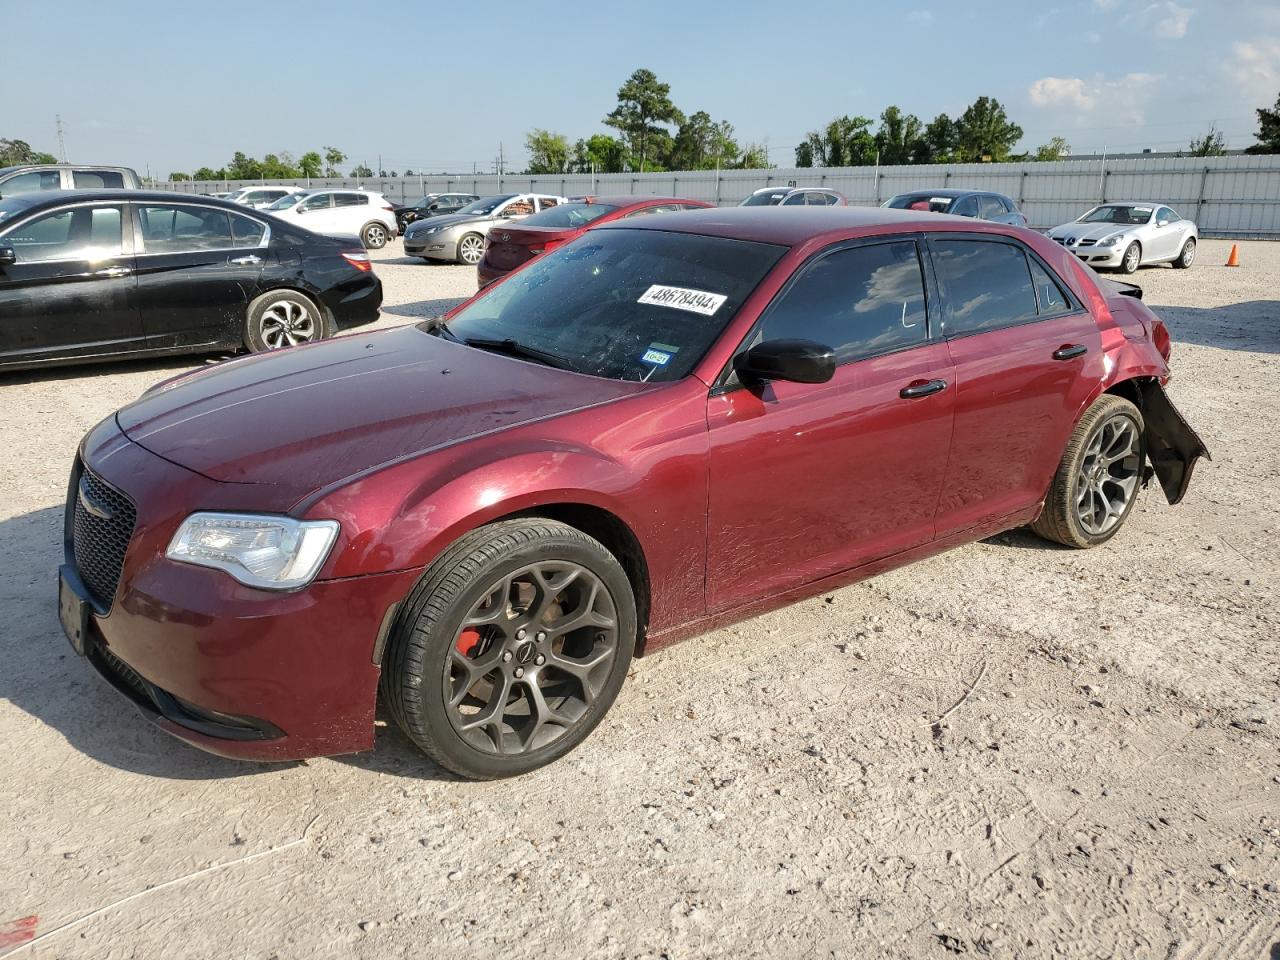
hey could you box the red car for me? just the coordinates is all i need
[60,207,1207,779]
[476,195,713,288]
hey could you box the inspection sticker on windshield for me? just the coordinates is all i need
[641,343,678,366]
[637,285,727,317]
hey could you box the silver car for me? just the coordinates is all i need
[1047,202,1198,274]
[403,193,567,264]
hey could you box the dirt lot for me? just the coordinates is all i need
[1,239,1277,959]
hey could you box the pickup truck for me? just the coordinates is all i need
[0,163,141,198]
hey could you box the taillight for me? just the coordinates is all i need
[1151,317,1172,362]
[342,251,372,272]
[381,204,395,211]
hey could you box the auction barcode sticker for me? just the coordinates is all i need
[637,285,727,317]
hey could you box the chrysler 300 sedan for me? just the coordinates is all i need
[0,190,381,370]
[60,207,1207,779]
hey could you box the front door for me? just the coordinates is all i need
[132,202,268,350]
[927,235,1104,534]
[0,200,141,365]
[706,237,956,612]
[291,192,335,233]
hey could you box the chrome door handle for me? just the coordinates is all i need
[1052,344,1088,361]
[899,378,948,399]
[94,266,131,277]
[229,255,262,265]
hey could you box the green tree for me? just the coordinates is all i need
[954,96,1023,162]
[875,106,924,165]
[226,151,262,180]
[794,116,875,167]
[1188,125,1227,157]
[1247,91,1280,154]
[350,163,374,178]
[299,151,323,178]
[570,134,626,173]
[525,128,571,174]
[193,166,223,181]
[169,172,192,181]
[323,146,346,177]
[604,68,684,172]
[0,138,56,166]
[735,141,770,169]
[669,112,743,170]
[918,113,958,163]
[261,152,302,179]
[1033,136,1071,161]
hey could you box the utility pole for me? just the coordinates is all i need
[55,114,67,161]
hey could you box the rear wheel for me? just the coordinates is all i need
[1031,395,1145,548]
[244,290,326,353]
[1174,237,1196,269]
[457,232,485,265]
[1119,241,1141,274]
[362,222,389,249]
[382,519,636,779]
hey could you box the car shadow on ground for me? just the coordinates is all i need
[379,296,471,321]
[0,504,459,781]
[1140,299,1279,355]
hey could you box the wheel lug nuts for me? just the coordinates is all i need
[535,654,545,666]
[502,651,512,662]
[536,631,546,642]
[516,628,527,640]
[514,667,524,679]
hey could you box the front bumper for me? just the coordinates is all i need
[64,418,421,761]
[403,231,458,260]
[1052,239,1126,266]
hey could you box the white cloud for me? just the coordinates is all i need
[907,9,934,23]
[1028,73,1162,125]
[1093,0,1118,9]
[1145,1,1194,38]
[1223,38,1280,102]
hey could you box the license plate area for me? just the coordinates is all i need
[58,565,92,656]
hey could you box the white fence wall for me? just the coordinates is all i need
[152,154,1280,237]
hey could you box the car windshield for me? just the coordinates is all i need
[513,202,618,230]
[267,193,305,210]
[430,228,786,383]
[0,194,36,227]
[1079,205,1153,224]
[885,194,954,212]
[740,191,789,206]
[456,195,517,216]
[410,196,438,207]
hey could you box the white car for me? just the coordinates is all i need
[225,186,307,209]
[1047,202,1198,274]
[266,188,398,249]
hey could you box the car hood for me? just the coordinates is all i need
[117,325,647,500]
[1048,222,1140,243]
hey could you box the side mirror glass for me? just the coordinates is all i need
[0,245,15,266]
[735,338,836,385]
[1157,219,1169,227]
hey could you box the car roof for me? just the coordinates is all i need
[0,189,258,212]
[890,188,1005,199]
[580,195,704,207]
[593,204,1015,246]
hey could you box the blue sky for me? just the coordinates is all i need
[5,0,1279,176]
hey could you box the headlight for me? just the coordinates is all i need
[166,513,339,589]
[1110,234,1127,246]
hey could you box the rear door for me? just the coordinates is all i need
[0,200,140,363]
[132,201,268,350]
[706,236,955,611]
[929,234,1103,534]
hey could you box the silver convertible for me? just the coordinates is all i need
[1047,202,1197,274]
[402,193,566,264]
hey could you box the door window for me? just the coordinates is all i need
[950,195,979,218]
[932,239,1039,336]
[978,195,1007,220]
[1156,206,1177,223]
[299,194,331,212]
[1027,259,1070,314]
[782,192,807,205]
[503,198,535,216]
[0,170,62,197]
[757,240,928,362]
[2,204,124,262]
[138,205,234,252]
[538,197,560,209]
[333,193,367,207]
[230,213,267,246]
[73,170,125,189]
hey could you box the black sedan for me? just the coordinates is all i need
[0,190,381,371]
[393,192,478,233]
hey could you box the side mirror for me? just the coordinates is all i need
[735,339,836,385]
[0,245,15,266]
[1157,219,1169,227]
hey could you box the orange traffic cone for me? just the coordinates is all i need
[1225,244,1240,267]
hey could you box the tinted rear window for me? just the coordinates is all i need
[886,193,953,213]
[516,202,617,230]
[932,239,1039,336]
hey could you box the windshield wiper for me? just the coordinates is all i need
[463,336,575,371]
[423,316,461,341]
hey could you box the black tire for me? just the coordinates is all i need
[243,290,327,353]
[1119,241,1141,274]
[362,221,389,249]
[456,232,485,265]
[1174,237,1196,269]
[1031,395,1145,549]
[381,519,636,779]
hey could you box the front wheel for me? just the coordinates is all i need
[1031,395,1145,548]
[381,519,636,779]
[1174,237,1196,269]
[457,232,485,265]
[1119,242,1141,274]
[362,222,389,249]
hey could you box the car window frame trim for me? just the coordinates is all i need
[0,198,134,265]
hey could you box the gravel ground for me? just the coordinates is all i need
[0,238,1277,959]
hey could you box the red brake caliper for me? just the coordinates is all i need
[456,628,483,658]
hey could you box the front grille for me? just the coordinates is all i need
[1078,239,1096,247]
[70,464,137,610]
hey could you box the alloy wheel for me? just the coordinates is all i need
[1124,244,1140,272]
[459,235,484,264]
[1182,239,1196,266]
[259,299,318,349]
[1074,414,1141,535]
[443,561,620,755]
[365,225,387,248]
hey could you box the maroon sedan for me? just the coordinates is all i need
[59,207,1207,779]
[476,195,713,288]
